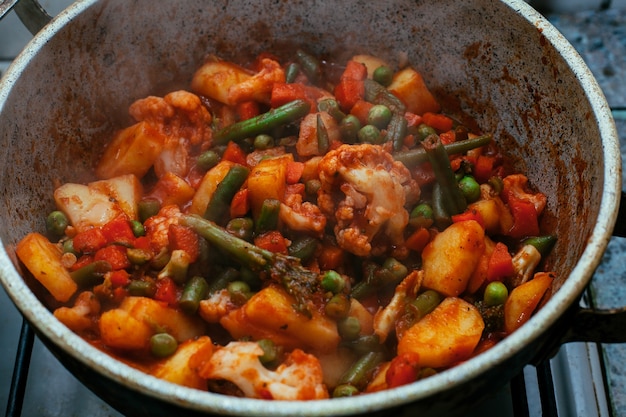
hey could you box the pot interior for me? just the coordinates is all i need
[0,0,619,415]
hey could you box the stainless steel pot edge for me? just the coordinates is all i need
[0,0,621,415]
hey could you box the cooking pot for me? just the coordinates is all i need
[0,0,624,415]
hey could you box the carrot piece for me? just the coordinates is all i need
[486,242,514,282]
[155,277,179,306]
[405,227,431,253]
[230,188,250,218]
[236,101,260,121]
[473,155,495,183]
[270,82,308,107]
[451,208,485,228]
[334,60,367,112]
[505,196,540,239]
[386,352,421,389]
[221,141,247,166]
[286,161,305,184]
[168,224,200,262]
[254,230,289,254]
[318,245,345,270]
[422,112,453,132]
[349,99,374,125]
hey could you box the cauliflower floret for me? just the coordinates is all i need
[53,291,101,333]
[227,57,286,104]
[199,341,328,400]
[129,90,212,178]
[373,270,423,343]
[317,144,420,257]
[502,174,547,214]
[198,289,238,323]
[144,205,182,254]
[510,244,542,287]
[279,192,327,236]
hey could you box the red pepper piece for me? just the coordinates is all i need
[101,215,135,246]
[334,60,367,112]
[94,245,131,270]
[168,224,200,263]
[486,242,514,282]
[73,228,108,254]
[254,230,288,255]
[386,352,421,389]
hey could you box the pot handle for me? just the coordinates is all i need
[558,190,626,344]
[0,0,50,35]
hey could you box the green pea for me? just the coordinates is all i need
[258,338,280,365]
[409,203,434,228]
[358,124,383,144]
[127,247,152,266]
[458,175,481,203]
[150,333,178,358]
[253,134,275,150]
[373,65,394,87]
[484,281,509,306]
[339,114,361,144]
[228,280,252,304]
[305,179,321,196]
[317,98,346,121]
[138,198,161,223]
[416,123,437,141]
[325,293,351,319]
[62,239,76,255]
[46,210,68,237]
[337,316,361,341]
[321,270,345,294]
[367,104,392,129]
[197,150,220,170]
[226,217,254,241]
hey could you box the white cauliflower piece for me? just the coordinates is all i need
[198,289,237,323]
[279,192,327,236]
[200,341,328,400]
[373,270,422,343]
[510,244,542,287]
[318,144,420,257]
[143,205,182,254]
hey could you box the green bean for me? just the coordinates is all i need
[255,198,281,234]
[179,276,209,314]
[408,290,443,321]
[416,123,438,142]
[317,98,346,121]
[341,334,385,356]
[394,134,493,168]
[458,175,481,203]
[46,211,68,237]
[522,235,557,257]
[357,124,383,144]
[387,112,408,151]
[288,235,319,263]
[423,134,467,216]
[351,259,406,300]
[431,182,452,229]
[285,62,300,83]
[207,267,240,294]
[70,260,111,287]
[338,351,386,390]
[295,49,322,84]
[150,333,178,358]
[150,249,171,270]
[381,257,408,282]
[316,114,330,154]
[367,104,392,129]
[138,198,161,223]
[373,65,394,87]
[325,293,351,319]
[197,150,220,170]
[204,165,250,225]
[333,384,359,397]
[213,100,311,145]
[363,79,405,112]
[320,270,345,294]
[484,281,508,307]
[339,114,361,144]
[127,280,157,297]
[226,217,254,241]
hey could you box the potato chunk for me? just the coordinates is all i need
[95,121,166,179]
[421,220,485,297]
[54,182,126,232]
[191,57,253,105]
[152,336,213,389]
[504,272,554,334]
[247,154,292,219]
[189,160,235,216]
[220,286,340,352]
[397,297,485,368]
[16,232,77,302]
[89,174,143,221]
[388,67,440,115]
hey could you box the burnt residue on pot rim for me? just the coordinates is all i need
[0,0,621,415]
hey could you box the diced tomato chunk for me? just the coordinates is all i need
[109,269,131,287]
[486,242,514,282]
[168,224,200,263]
[222,141,247,166]
[506,196,540,239]
[101,216,135,245]
[254,230,288,254]
[73,228,108,254]
[154,277,179,306]
[94,245,131,270]
[386,352,421,389]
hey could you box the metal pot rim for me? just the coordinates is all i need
[0,0,621,415]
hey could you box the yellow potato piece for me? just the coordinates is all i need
[221,286,340,353]
[191,57,253,105]
[388,67,441,115]
[247,154,292,219]
[89,174,143,221]
[152,336,213,389]
[189,160,235,216]
[421,220,485,297]
[504,272,553,334]
[99,308,153,351]
[16,232,77,302]
[398,297,484,368]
